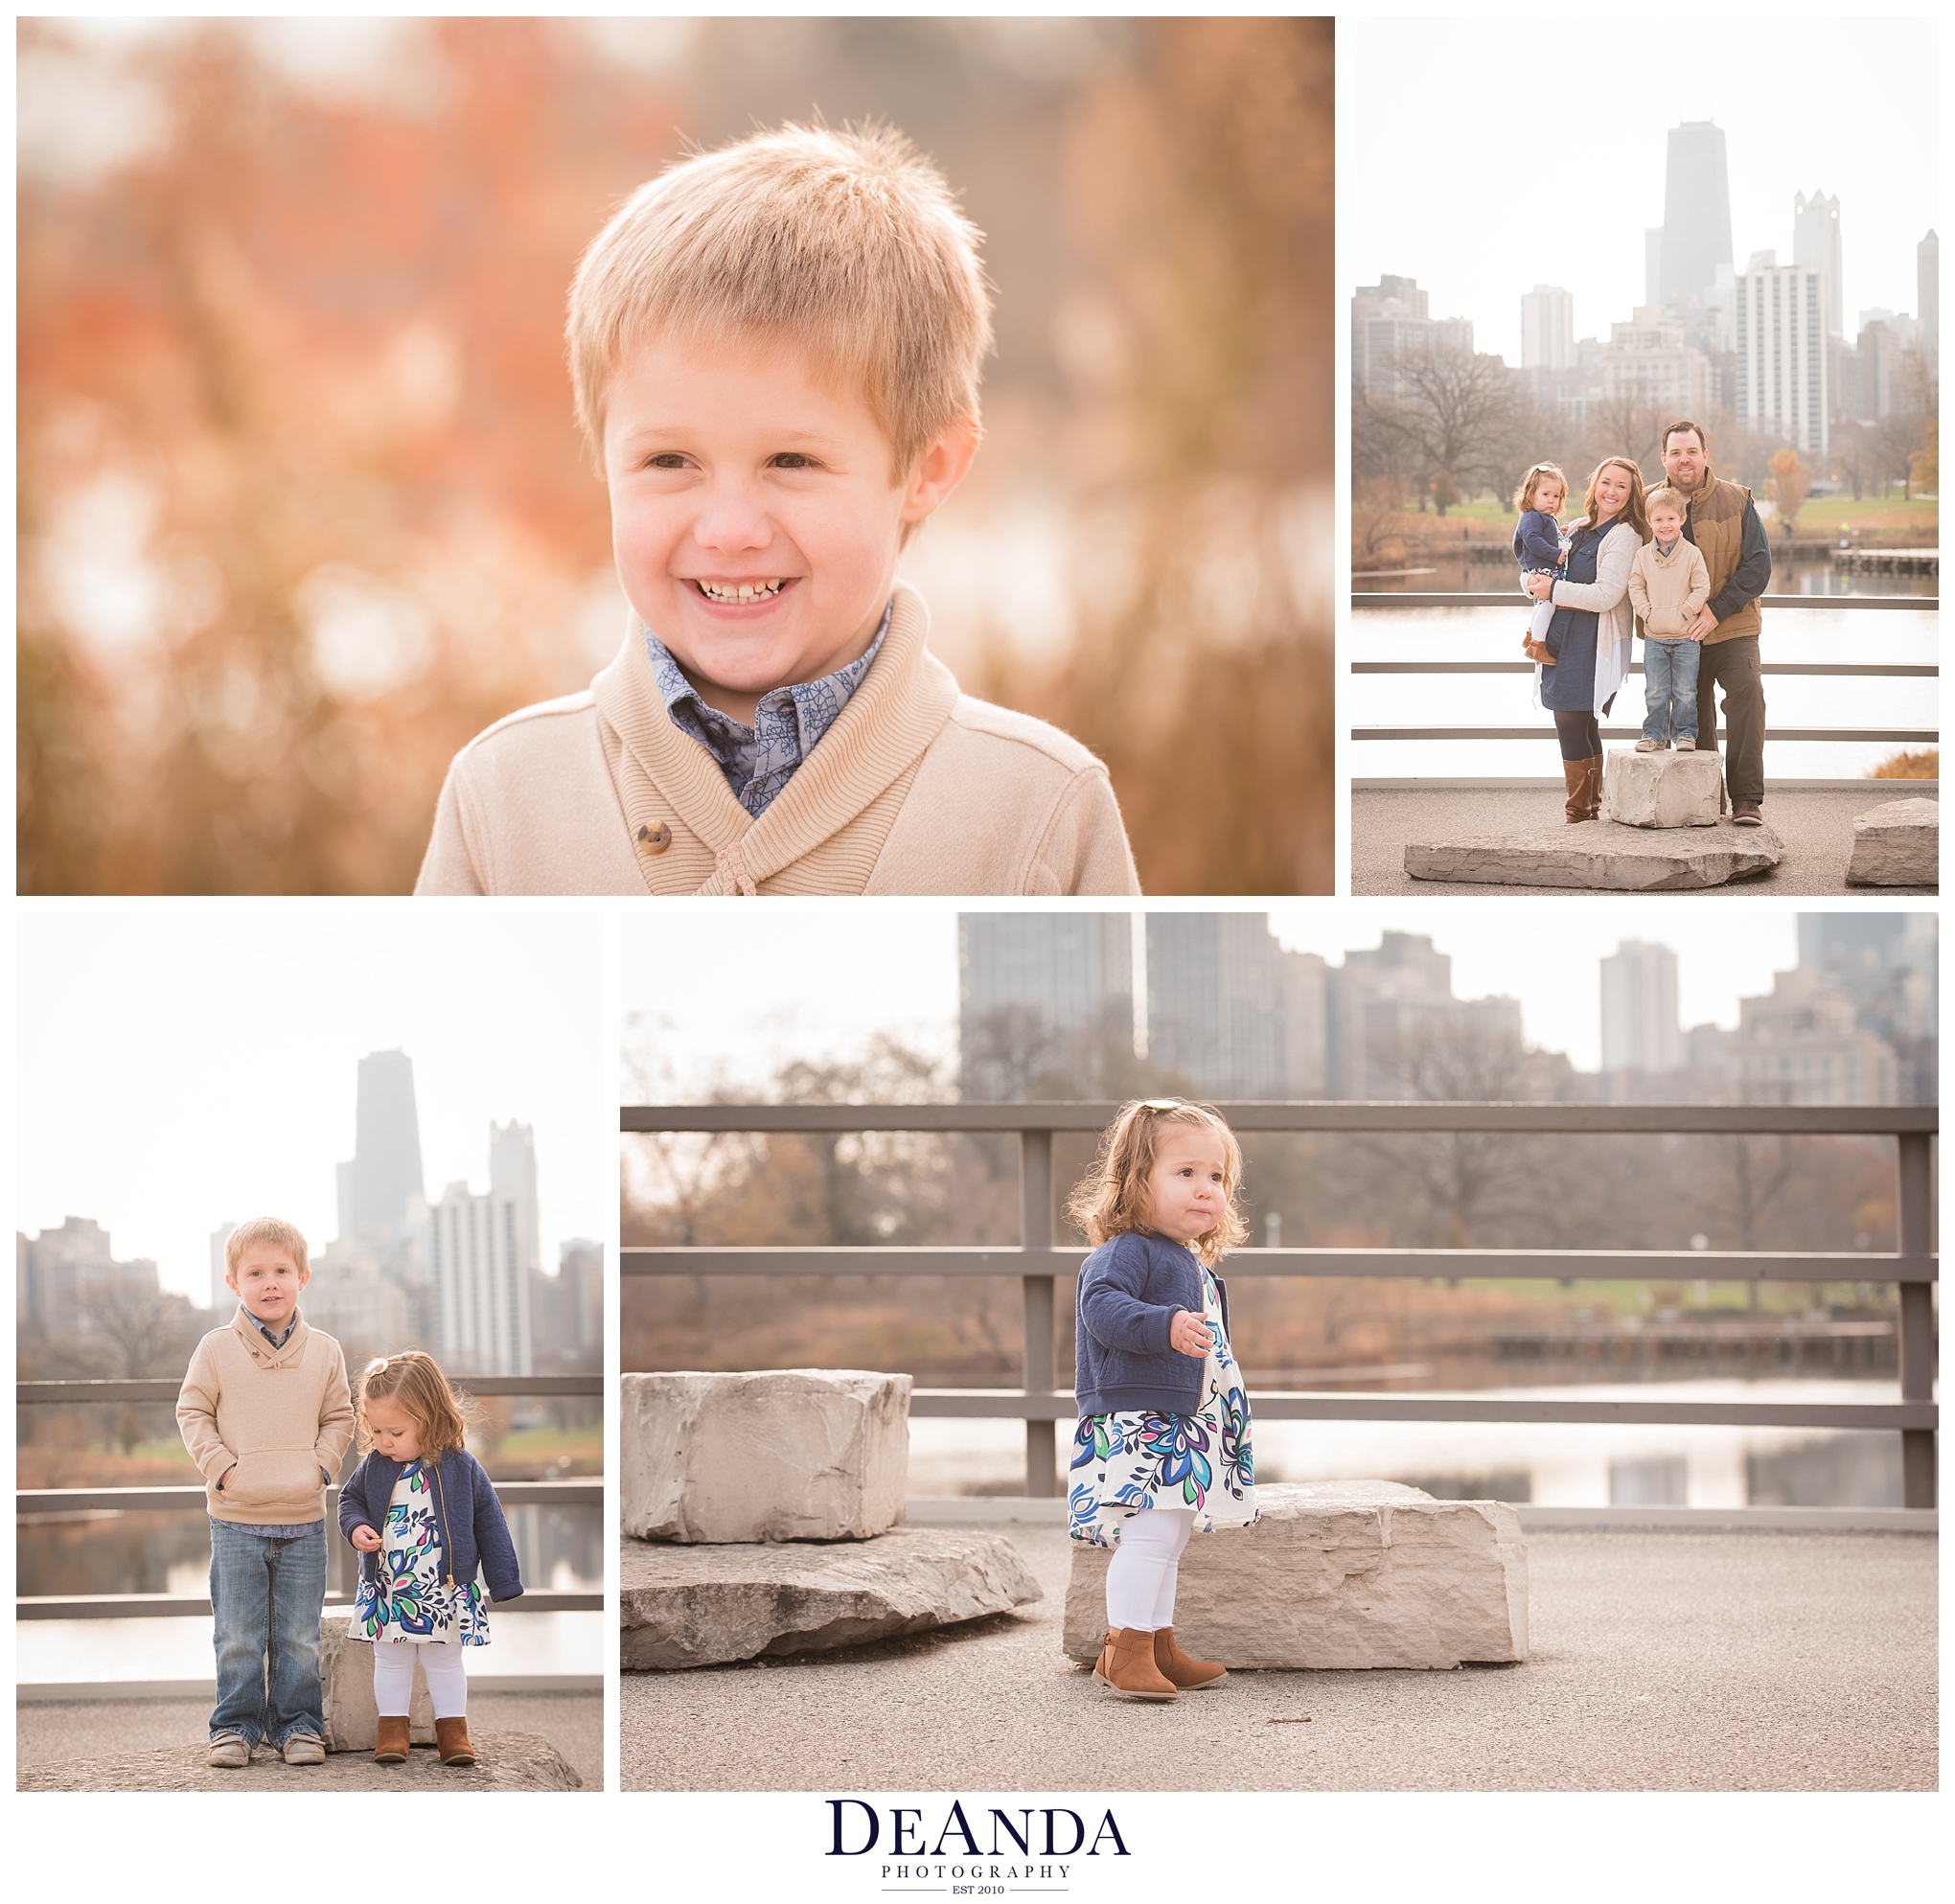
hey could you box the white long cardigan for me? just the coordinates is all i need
[1530,516,1643,717]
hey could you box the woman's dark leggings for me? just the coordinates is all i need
[1553,710,1600,760]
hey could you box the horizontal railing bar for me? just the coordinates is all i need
[622,1245,1935,1284]
[1352,660,1938,677]
[906,1388,1938,1429]
[1353,592,1938,611]
[622,1101,1937,1136]
[16,1374,603,1406]
[1353,726,1939,743]
[16,1590,604,1621]
[17,1481,604,1514]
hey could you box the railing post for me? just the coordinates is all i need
[1021,1127,1057,1498]
[1897,1131,1937,1509]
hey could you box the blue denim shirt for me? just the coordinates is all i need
[224,1309,324,1538]
[645,598,892,817]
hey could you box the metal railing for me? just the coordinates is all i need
[623,1103,1938,1507]
[1349,592,1939,751]
[16,1373,603,1617]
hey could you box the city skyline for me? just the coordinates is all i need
[1343,22,1936,365]
[16,913,609,1303]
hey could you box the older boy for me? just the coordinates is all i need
[414,123,1139,896]
[177,1218,354,1768]
[1627,485,1712,752]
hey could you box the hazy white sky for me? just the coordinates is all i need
[621,905,1837,1093]
[1343,17,1940,363]
[17,910,610,1302]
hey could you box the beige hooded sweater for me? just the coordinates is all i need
[176,1306,355,1525]
[413,584,1141,896]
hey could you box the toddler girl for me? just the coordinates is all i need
[1066,1098,1257,1701]
[1512,462,1570,661]
[339,1350,524,1766]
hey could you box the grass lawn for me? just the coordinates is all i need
[1780,494,1938,538]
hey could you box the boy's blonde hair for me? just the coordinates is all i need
[566,121,994,481]
[356,1350,472,1465]
[1644,484,1689,518]
[224,1217,309,1277]
[1512,462,1568,514]
[1066,1099,1249,1268]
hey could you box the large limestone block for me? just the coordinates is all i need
[19,1731,585,1790]
[1063,1481,1529,1669]
[1406,817,1779,889]
[621,1525,1044,1668]
[320,1613,436,1752]
[1846,798,1938,886]
[624,1369,910,1543]
[1603,746,1723,827]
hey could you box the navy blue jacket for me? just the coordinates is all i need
[1074,1229,1231,1417]
[1513,510,1564,571]
[338,1446,524,1602]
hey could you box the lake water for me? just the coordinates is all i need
[908,1379,1921,1507]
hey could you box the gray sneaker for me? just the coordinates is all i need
[1634,737,1665,752]
[1675,737,1696,751]
[283,1733,326,1766]
[208,1732,250,1769]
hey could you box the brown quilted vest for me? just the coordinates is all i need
[1683,471,1762,645]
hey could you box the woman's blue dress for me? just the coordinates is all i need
[1539,524,1607,711]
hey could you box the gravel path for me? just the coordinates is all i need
[1352,786,1935,895]
[621,1525,1935,1791]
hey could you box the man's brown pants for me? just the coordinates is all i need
[1695,634,1765,806]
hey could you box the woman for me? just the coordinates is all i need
[1524,456,1648,820]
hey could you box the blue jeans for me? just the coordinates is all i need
[208,1518,327,1748]
[1641,638,1700,744]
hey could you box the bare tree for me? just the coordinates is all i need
[1366,342,1526,498]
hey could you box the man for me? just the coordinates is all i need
[1659,421,1773,825]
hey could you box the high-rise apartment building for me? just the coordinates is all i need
[1521,285,1574,370]
[1792,189,1844,337]
[335,1049,426,1243]
[1655,121,1734,308]
[429,1181,532,1376]
[1325,933,1523,1100]
[18,1218,159,1339]
[1919,229,1939,366]
[1730,969,1898,1106]
[1146,915,1325,1099]
[489,1119,541,1278]
[1351,277,1473,395]
[1736,253,1828,458]
[1599,941,1683,1075]
[958,912,1134,1098]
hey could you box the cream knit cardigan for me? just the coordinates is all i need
[414,584,1141,895]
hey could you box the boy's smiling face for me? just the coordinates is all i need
[602,331,978,727]
[227,1243,309,1328]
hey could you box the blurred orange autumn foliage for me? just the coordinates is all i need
[19,17,1331,894]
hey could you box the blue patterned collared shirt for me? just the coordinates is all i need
[646,599,892,818]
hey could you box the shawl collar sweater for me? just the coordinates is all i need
[414,583,1140,896]
[176,1306,355,1525]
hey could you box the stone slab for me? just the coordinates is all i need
[1846,798,1938,887]
[1063,1481,1529,1670]
[623,1368,910,1543]
[621,1525,1044,1669]
[1602,746,1723,827]
[1406,817,1781,889]
[16,1729,585,1791]
[320,1613,436,1752]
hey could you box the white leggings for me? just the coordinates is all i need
[1104,1507,1195,1632]
[372,1639,469,1719]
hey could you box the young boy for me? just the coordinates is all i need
[1627,484,1713,752]
[414,123,1139,896]
[177,1218,354,1768]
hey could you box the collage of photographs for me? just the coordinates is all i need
[10,11,1941,1894]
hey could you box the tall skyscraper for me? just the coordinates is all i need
[1599,941,1683,1075]
[958,913,1134,1098]
[335,1049,426,1243]
[1920,230,1939,365]
[1147,914,1298,1099]
[429,1181,532,1376]
[489,1119,540,1277]
[1655,121,1734,308]
[1792,190,1844,337]
[1521,285,1574,370]
[1325,932,1521,1099]
[1736,253,1828,458]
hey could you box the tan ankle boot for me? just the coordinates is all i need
[435,1716,475,1766]
[373,1714,410,1765]
[1561,757,1589,821]
[1092,1627,1178,1701]
[1153,1626,1228,1689]
[1580,754,1605,820]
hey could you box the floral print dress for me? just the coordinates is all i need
[1069,1252,1258,1548]
[349,1459,490,1647]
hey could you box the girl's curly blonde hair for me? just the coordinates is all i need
[1065,1099,1248,1267]
[355,1350,474,1465]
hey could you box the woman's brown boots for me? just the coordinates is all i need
[435,1716,476,1765]
[1152,1627,1228,1689]
[373,1715,410,1764]
[1562,755,1603,822]
[1093,1627,1178,1700]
